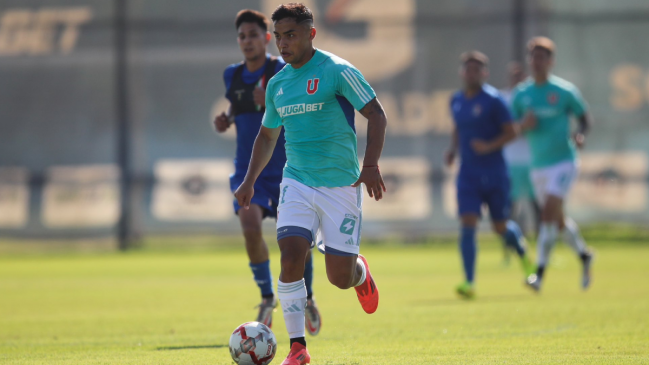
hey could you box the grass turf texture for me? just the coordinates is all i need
[1,237,648,364]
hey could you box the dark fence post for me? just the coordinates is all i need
[114,0,132,251]
[513,0,525,62]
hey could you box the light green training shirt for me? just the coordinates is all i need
[262,49,376,187]
[511,75,588,168]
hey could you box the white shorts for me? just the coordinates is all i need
[276,178,363,256]
[531,160,578,205]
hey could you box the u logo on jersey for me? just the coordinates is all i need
[306,78,319,95]
[547,92,559,105]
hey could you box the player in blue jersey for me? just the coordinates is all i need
[512,37,594,292]
[234,4,387,365]
[446,51,535,299]
[213,9,321,334]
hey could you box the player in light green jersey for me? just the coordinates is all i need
[511,37,594,292]
[234,4,387,365]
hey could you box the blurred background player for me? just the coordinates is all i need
[501,62,540,246]
[214,9,321,334]
[512,37,594,292]
[235,3,387,364]
[446,51,535,299]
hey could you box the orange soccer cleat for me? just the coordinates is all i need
[354,254,379,314]
[280,342,311,365]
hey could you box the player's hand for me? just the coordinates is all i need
[471,139,493,155]
[352,166,386,201]
[573,132,586,149]
[234,181,255,210]
[521,111,537,131]
[253,86,265,108]
[444,149,456,167]
[214,112,231,133]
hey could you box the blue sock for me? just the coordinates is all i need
[304,253,314,299]
[249,260,274,298]
[502,220,526,257]
[460,227,477,284]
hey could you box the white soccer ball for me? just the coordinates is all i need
[229,321,277,365]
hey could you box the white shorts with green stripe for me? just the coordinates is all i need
[276,178,363,256]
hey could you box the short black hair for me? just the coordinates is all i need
[235,9,270,32]
[271,3,313,25]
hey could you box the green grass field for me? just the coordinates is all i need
[1,235,648,364]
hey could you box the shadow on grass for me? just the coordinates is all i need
[412,294,531,306]
[157,344,226,351]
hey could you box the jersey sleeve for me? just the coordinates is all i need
[261,83,282,129]
[510,90,524,120]
[567,85,587,117]
[494,96,513,125]
[335,65,377,111]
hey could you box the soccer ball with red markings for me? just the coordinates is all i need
[229,321,277,365]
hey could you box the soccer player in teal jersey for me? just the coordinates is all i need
[214,9,321,334]
[235,4,387,365]
[511,37,594,292]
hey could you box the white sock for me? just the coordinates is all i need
[277,279,307,339]
[537,223,558,267]
[353,257,367,287]
[562,217,587,255]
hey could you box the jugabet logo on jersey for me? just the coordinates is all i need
[307,78,319,95]
[277,103,324,118]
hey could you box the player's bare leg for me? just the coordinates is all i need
[238,204,277,326]
[239,204,270,264]
[325,252,379,313]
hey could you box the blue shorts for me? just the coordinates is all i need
[230,173,282,219]
[457,171,511,220]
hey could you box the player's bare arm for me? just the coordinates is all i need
[519,110,537,132]
[352,97,387,201]
[234,125,282,208]
[445,127,458,167]
[253,85,266,107]
[214,105,233,133]
[471,123,517,155]
[574,112,592,149]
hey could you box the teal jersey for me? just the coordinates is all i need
[511,75,588,168]
[262,49,376,187]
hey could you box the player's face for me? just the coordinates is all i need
[461,61,487,89]
[237,22,270,62]
[529,48,553,77]
[273,18,315,66]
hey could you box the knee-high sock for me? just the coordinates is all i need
[303,254,314,299]
[277,279,307,339]
[501,220,527,257]
[537,222,559,269]
[562,217,587,255]
[460,227,477,284]
[250,260,274,298]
